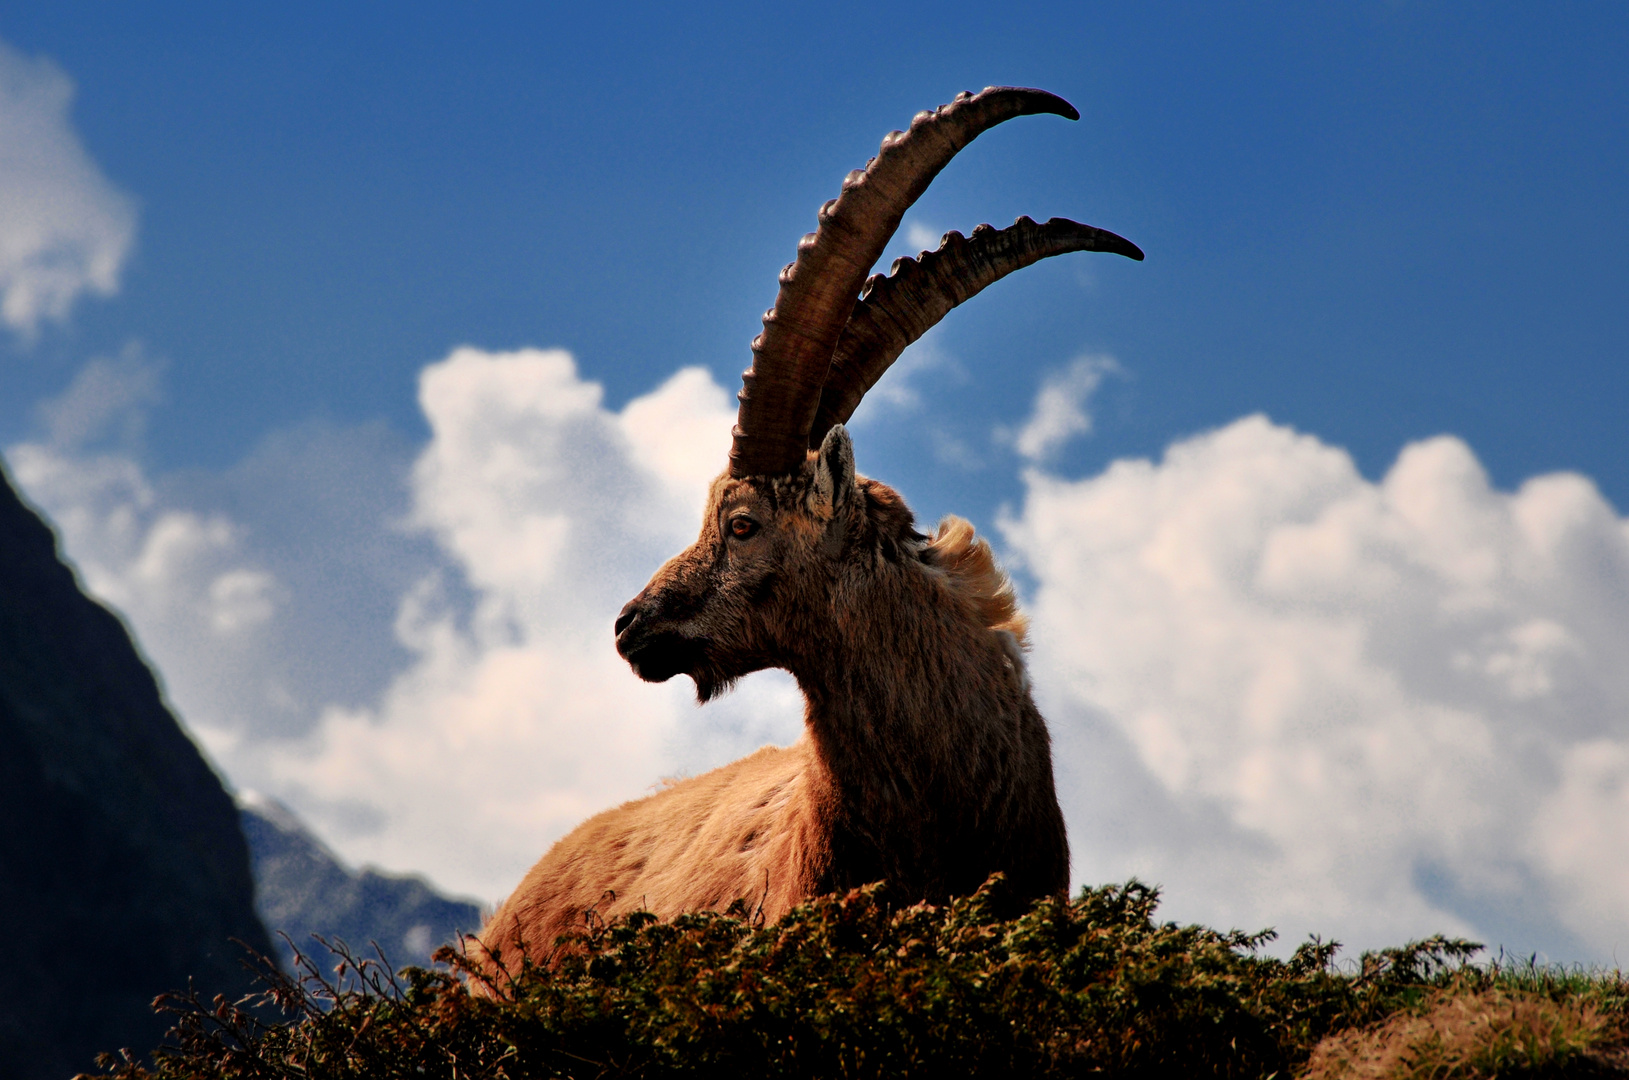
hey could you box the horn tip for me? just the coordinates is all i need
[1042,216,1145,261]
[1103,234,1146,261]
[1096,226,1146,261]
[980,85,1080,122]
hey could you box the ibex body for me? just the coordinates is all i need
[477,87,1141,968]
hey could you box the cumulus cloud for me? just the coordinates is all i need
[842,326,964,424]
[10,355,444,752]
[1003,414,1629,958]
[10,347,800,902]
[1002,354,1118,462]
[36,345,163,448]
[253,349,801,900]
[20,339,1629,957]
[0,38,135,336]
[9,441,277,649]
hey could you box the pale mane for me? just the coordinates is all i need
[921,515,1029,649]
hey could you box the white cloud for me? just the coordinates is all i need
[9,361,443,750]
[904,220,941,253]
[255,349,802,901]
[1530,741,1629,945]
[1002,414,1629,958]
[928,426,983,471]
[20,341,1629,958]
[9,347,800,903]
[1003,354,1118,462]
[842,326,962,423]
[8,442,276,644]
[0,38,135,336]
[36,345,163,448]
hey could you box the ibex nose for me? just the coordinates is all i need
[614,598,641,638]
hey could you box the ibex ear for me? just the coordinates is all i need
[812,424,855,517]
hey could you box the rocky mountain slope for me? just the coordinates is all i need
[240,792,483,973]
[0,461,273,1079]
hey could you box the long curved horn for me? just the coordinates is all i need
[806,216,1143,447]
[729,87,1080,478]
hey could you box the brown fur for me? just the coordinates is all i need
[475,430,1069,973]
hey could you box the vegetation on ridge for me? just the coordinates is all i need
[89,876,1629,1079]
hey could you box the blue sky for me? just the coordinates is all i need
[6,3,1626,516]
[4,4,1629,962]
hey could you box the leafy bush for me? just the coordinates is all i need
[86,877,1627,1079]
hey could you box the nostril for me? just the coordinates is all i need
[614,601,640,637]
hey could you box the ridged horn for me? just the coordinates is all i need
[807,216,1143,446]
[729,87,1080,478]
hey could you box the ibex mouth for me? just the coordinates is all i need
[620,633,707,683]
[616,611,708,682]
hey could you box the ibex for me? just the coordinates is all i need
[476,87,1142,967]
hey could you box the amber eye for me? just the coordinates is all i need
[728,516,759,540]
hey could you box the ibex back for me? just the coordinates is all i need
[476,87,1142,971]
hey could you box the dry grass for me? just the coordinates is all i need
[1304,985,1625,1079]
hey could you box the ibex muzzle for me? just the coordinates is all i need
[614,582,708,685]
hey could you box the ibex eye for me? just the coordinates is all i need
[729,516,758,540]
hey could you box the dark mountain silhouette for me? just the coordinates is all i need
[0,460,273,1079]
[239,793,483,973]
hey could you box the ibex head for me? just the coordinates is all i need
[614,87,1142,702]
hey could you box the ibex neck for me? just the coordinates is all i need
[769,540,1069,904]
[788,558,1040,879]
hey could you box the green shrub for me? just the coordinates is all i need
[85,877,1625,1079]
